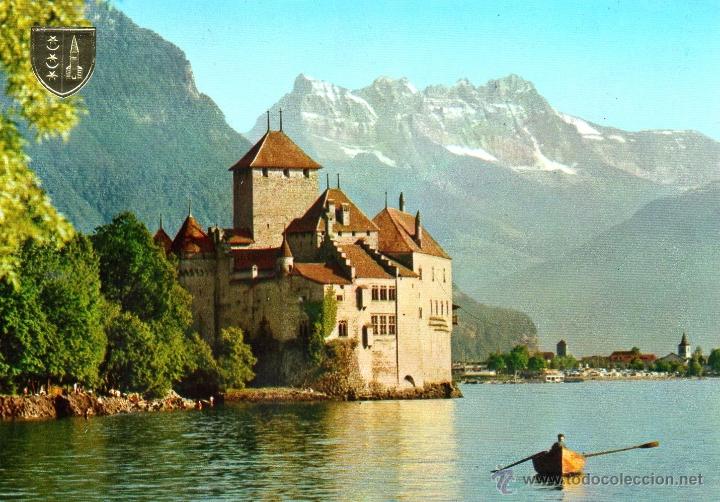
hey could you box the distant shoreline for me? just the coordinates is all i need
[457,375,713,385]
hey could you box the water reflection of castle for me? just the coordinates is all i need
[65,35,83,80]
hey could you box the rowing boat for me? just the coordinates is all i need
[531,446,586,477]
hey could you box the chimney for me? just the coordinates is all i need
[399,192,405,212]
[279,108,283,131]
[414,210,423,246]
[339,203,350,225]
[325,201,335,238]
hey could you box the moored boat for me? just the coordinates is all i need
[531,446,585,477]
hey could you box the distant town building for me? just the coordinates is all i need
[678,333,691,360]
[556,339,567,357]
[609,351,656,365]
[656,353,686,366]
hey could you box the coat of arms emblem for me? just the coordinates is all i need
[30,27,96,97]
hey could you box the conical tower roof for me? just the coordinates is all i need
[279,233,293,258]
[171,214,214,255]
[680,333,689,346]
[229,130,321,171]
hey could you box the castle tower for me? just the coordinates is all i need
[556,339,567,357]
[229,120,321,248]
[678,333,691,359]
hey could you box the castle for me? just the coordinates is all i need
[154,122,454,390]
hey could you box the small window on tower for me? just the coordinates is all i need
[283,169,290,177]
[303,169,309,178]
[262,168,268,177]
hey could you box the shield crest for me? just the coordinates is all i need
[30,27,96,98]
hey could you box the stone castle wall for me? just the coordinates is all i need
[250,168,318,248]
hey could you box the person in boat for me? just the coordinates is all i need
[551,434,566,451]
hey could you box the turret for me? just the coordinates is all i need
[276,233,294,275]
[414,210,423,246]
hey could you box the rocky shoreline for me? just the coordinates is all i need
[0,392,196,421]
[224,382,462,403]
[1,382,462,421]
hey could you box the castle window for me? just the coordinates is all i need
[338,320,348,337]
[303,169,309,178]
[388,315,396,335]
[283,169,290,177]
[419,307,423,319]
[371,315,379,334]
[443,269,446,283]
[418,267,423,280]
[336,294,344,302]
[379,286,388,301]
[432,267,435,282]
[366,231,371,236]
[435,300,439,315]
[379,315,388,335]
[430,299,433,315]
[388,286,396,301]
[371,285,379,301]
[262,168,268,177]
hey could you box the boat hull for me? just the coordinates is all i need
[532,447,585,477]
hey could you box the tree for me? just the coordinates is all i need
[214,327,256,390]
[91,212,179,322]
[486,353,507,373]
[92,213,195,396]
[708,349,720,372]
[0,0,89,285]
[0,237,105,392]
[653,360,671,373]
[551,355,579,370]
[686,359,703,377]
[527,355,547,372]
[629,358,645,371]
[506,345,529,374]
[692,347,704,365]
[630,347,640,355]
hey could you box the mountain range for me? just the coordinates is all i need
[16,3,720,355]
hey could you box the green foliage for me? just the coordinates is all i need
[653,360,671,373]
[686,359,703,377]
[708,349,720,372]
[214,327,256,390]
[629,358,645,371]
[302,288,338,366]
[527,355,547,372]
[92,213,195,397]
[0,0,91,284]
[506,345,529,374]
[486,353,506,372]
[630,347,640,354]
[91,212,179,322]
[550,355,579,370]
[0,237,106,391]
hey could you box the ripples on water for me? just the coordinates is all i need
[0,380,717,501]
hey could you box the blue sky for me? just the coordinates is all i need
[115,0,720,139]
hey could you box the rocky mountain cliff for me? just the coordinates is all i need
[23,2,251,233]
[247,74,719,299]
[484,183,720,354]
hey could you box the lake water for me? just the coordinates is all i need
[0,379,717,500]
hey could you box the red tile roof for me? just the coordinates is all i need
[232,247,280,271]
[609,351,656,363]
[372,207,450,259]
[292,262,352,285]
[223,228,254,246]
[153,227,172,254]
[286,188,379,234]
[171,215,215,255]
[340,244,393,279]
[229,130,321,170]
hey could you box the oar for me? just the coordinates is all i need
[584,441,659,458]
[491,452,542,473]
